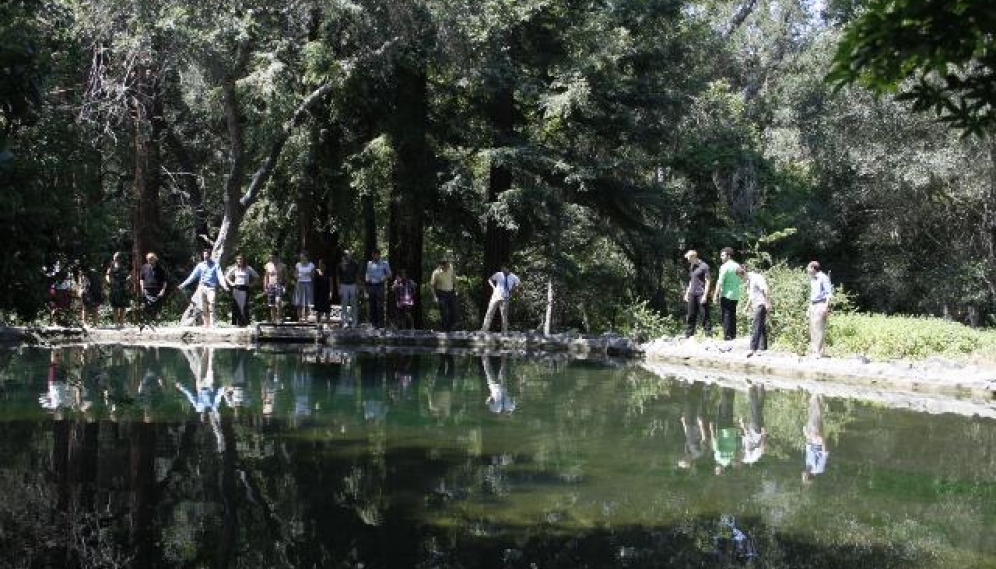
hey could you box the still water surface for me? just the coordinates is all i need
[0,345,994,568]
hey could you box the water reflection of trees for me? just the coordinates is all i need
[0,347,994,567]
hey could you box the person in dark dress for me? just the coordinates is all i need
[313,259,332,323]
[140,252,169,321]
[224,254,259,327]
[106,252,131,327]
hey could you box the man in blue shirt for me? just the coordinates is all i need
[806,261,833,357]
[365,249,392,328]
[180,249,230,327]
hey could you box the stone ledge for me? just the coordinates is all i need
[642,337,996,401]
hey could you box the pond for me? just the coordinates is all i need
[0,345,994,568]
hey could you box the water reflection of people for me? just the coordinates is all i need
[175,347,223,413]
[803,394,828,482]
[428,354,455,420]
[222,349,250,416]
[709,387,740,474]
[262,362,281,419]
[678,381,707,470]
[292,356,312,426]
[39,350,95,418]
[137,352,166,423]
[483,355,515,414]
[176,347,226,452]
[740,383,767,466]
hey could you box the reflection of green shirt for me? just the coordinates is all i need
[715,427,739,466]
[717,261,742,301]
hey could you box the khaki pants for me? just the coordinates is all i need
[808,302,829,356]
[195,285,218,326]
[481,297,509,333]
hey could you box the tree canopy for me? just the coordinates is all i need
[1,0,994,330]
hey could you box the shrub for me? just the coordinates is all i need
[621,300,682,342]
[827,313,996,361]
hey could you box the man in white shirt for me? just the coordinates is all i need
[739,265,771,357]
[481,265,520,333]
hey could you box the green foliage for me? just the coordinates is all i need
[828,0,996,134]
[619,300,682,342]
[828,313,996,361]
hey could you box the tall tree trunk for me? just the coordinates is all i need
[481,86,515,316]
[130,69,163,285]
[211,39,398,262]
[164,126,209,244]
[388,59,430,328]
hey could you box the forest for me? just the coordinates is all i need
[2,0,994,333]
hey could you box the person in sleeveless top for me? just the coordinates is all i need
[225,254,259,326]
[264,252,287,322]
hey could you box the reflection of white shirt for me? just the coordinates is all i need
[742,429,765,464]
[490,272,520,300]
[805,443,828,474]
[40,382,69,410]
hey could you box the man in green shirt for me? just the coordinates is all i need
[712,247,742,340]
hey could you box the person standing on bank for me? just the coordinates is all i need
[140,252,169,321]
[365,249,392,328]
[430,258,457,331]
[293,251,316,323]
[392,269,417,330]
[106,251,131,327]
[337,250,361,328]
[264,252,287,323]
[481,265,520,334]
[683,250,712,338]
[77,262,104,327]
[806,261,833,357]
[312,259,332,323]
[179,249,230,327]
[740,265,770,357]
[225,254,259,327]
[713,247,742,340]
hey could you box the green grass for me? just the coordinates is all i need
[819,312,996,362]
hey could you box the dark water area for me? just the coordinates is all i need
[0,345,994,568]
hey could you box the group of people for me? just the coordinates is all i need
[684,248,833,357]
[174,248,406,329]
[73,246,524,333]
[174,248,480,331]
